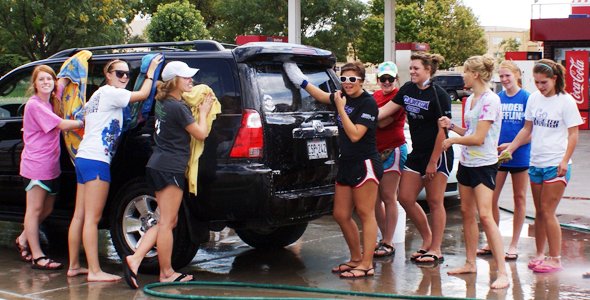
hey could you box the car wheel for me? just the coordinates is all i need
[448,91,459,102]
[110,178,199,274]
[235,223,308,249]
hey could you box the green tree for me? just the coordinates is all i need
[210,0,366,60]
[146,0,210,42]
[358,0,486,68]
[0,0,136,60]
[135,0,219,29]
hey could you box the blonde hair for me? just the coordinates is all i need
[464,55,495,82]
[27,65,63,117]
[499,60,523,88]
[410,52,445,76]
[155,77,181,100]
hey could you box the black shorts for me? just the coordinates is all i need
[146,167,186,191]
[457,164,497,190]
[23,178,60,195]
[336,156,383,188]
[497,166,529,174]
[404,149,454,177]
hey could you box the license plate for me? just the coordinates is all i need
[307,139,328,160]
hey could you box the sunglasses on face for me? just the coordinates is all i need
[379,76,396,83]
[111,70,130,79]
[340,76,362,83]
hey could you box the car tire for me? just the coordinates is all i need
[235,223,308,249]
[448,91,459,102]
[110,178,199,274]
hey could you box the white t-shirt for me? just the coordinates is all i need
[460,91,502,167]
[76,85,131,164]
[525,91,583,167]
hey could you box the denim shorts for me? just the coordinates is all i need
[75,157,111,184]
[529,165,571,186]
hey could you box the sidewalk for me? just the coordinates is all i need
[497,130,590,232]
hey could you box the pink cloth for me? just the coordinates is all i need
[20,95,63,180]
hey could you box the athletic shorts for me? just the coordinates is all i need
[23,178,59,195]
[146,167,186,191]
[404,149,453,178]
[381,143,408,174]
[457,163,497,190]
[75,157,111,184]
[498,166,529,174]
[336,156,383,188]
[529,165,571,186]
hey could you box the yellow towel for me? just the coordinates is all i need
[182,85,221,195]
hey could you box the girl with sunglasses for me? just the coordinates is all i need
[503,59,582,273]
[438,55,509,289]
[372,61,407,258]
[284,61,382,278]
[17,65,84,270]
[378,52,453,265]
[68,57,162,282]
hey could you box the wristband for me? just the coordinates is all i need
[145,76,153,81]
[449,123,455,130]
[300,79,308,89]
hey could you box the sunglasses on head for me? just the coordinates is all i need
[339,76,362,83]
[379,76,396,83]
[111,70,130,79]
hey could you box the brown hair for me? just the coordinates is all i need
[410,52,445,76]
[27,65,62,117]
[464,55,495,82]
[155,77,181,101]
[340,61,366,80]
[499,60,523,88]
[103,59,127,77]
[533,59,566,94]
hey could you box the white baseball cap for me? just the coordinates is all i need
[161,61,199,82]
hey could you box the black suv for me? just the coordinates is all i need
[0,40,341,272]
[431,72,472,101]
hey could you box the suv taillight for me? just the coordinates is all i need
[229,109,263,158]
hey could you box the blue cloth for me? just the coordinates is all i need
[123,53,164,131]
[498,89,531,168]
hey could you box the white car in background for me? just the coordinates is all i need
[403,123,460,200]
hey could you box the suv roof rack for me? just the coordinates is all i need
[49,40,236,59]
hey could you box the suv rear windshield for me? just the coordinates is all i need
[254,64,336,112]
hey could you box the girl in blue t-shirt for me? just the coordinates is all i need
[477,61,531,261]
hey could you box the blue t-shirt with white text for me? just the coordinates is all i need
[498,89,530,167]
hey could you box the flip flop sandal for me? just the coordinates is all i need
[528,259,544,270]
[476,248,493,256]
[15,239,32,263]
[532,263,563,273]
[173,273,194,282]
[31,256,63,270]
[373,243,395,257]
[410,249,428,261]
[123,258,139,289]
[339,267,375,279]
[415,253,445,264]
[505,253,519,260]
[331,262,359,273]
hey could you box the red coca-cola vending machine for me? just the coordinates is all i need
[565,50,590,130]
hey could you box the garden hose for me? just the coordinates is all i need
[143,280,482,300]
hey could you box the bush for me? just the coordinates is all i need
[146,0,209,42]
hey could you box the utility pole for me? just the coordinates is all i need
[288,0,301,44]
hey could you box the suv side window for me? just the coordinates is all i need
[191,58,240,114]
[0,71,32,119]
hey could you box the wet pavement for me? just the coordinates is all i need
[0,108,589,299]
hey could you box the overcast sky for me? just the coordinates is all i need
[461,0,573,29]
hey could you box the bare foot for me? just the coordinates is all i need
[447,262,477,275]
[87,271,122,282]
[160,272,193,283]
[67,267,89,277]
[126,256,141,280]
[490,273,510,289]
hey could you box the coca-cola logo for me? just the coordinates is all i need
[569,57,586,104]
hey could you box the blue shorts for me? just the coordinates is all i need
[529,165,571,186]
[75,157,111,184]
[381,143,408,174]
[23,178,59,195]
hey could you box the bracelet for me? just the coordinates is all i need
[449,123,455,130]
[145,76,153,80]
[78,120,84,128]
